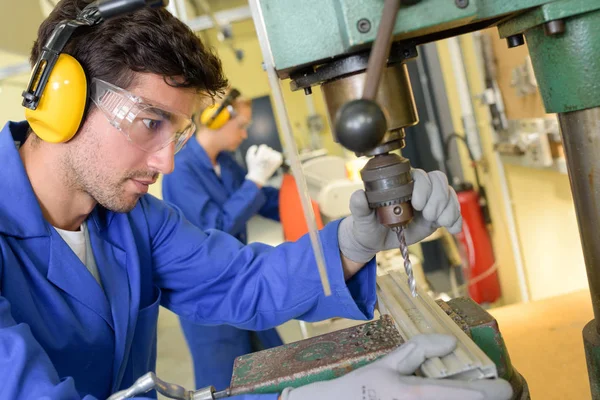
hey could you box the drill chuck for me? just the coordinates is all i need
[360,153,414,228]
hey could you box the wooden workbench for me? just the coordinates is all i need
[489,290,594,399]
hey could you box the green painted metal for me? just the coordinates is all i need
[478,0,556,19]
[259,0,556,77]
[498,0,600,38]
[228,316,402,395]
[524,10,600,113]
[470,326,513,381]
[335,0,478,49]
[446,297,514,380]
[583,320,600,399]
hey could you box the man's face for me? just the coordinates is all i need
[65,73,198,212]
[219,103,252,152]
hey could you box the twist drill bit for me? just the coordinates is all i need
[394,226,417,297]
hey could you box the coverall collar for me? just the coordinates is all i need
[0,121,115,238]
[188,135,231,170]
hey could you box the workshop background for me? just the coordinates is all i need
[0,0,593,399]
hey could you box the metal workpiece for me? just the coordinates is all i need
[446,298,514,380]
[360,153,414,227]
[557,108,600,328]
[228,316,403,395]
[377,272,498,380]
[444,298,530,399]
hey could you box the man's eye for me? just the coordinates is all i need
[142,119,162,131]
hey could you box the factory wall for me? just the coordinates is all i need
[436,32,588,303]
[0,52,29,125]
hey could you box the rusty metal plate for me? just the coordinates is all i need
[229,315,403,395]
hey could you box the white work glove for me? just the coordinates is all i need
[281,334,513,400]
[245,144,284,187]
[339,169,462,263]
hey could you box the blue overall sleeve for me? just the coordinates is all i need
[0,257,163,400]
[162,163,267,237]
[0,275,278,400]
[147,195,377,330]
[258,186,281,222]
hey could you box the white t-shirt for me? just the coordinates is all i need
[214,163,222,177]
[54,223,103,289]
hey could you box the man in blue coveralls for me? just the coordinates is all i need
[163,93,285,390]
[0,0,512,399]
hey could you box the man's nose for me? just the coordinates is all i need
[148,142,176,175]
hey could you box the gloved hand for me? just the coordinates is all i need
[339,169,462,263]
[281,334,513,400]
[245,144,284,187]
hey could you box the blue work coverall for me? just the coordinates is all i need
[162,137,283,390]
[0,121,377,400]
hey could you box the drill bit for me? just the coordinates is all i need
[393,226,417,297]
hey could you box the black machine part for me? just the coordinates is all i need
[360,153,414,228]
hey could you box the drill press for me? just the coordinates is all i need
[249,0,600,398]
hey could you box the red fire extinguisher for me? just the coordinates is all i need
[444,133,501,304]
[453,182,501,304]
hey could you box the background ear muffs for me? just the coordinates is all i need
[24,54,88,143]
[199,88,241,130]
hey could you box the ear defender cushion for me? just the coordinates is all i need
[200,103,232,130]
[25,53,88,143]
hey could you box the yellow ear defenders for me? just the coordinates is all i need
[22,0,169,143]
[199,88,241,130]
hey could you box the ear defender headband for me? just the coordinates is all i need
[199,88,241,130]
[22,0,168,143]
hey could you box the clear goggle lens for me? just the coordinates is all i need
[90,78,196,153]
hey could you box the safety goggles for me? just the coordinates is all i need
[90,78,196,153]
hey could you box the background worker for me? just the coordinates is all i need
[162,90,285,390]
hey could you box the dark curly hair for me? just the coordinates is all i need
[30,0,228,97]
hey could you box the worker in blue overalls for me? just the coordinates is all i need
[162,90,285,390]
[0,1,511,399]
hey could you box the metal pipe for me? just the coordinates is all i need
[248,0,332,296]
[362,0,400,101]
[446,37,483,162]
[558,107,600,329]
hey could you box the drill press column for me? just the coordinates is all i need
[500,6,600,398]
